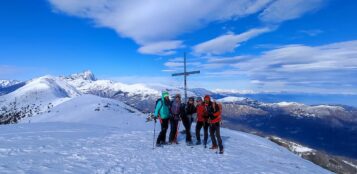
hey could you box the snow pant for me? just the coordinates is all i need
[156,118,169,144]
[210,122,223,151]
[196,121,209,145]
[169,116,180,143]
[182,114,192,143]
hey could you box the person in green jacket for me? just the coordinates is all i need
[154,91,171,146]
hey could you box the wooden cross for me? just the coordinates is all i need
[172,52,200,103]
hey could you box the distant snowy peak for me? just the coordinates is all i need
[0,76,81,122]
[2,75,80,106]
[189,88,214,96]
[67,70,96,81]
[78,80,161,97]
[218,96,247,103]
[275,102,305,107]
[24,76,80,98]
[0,80,20,88]
[63,70,97,89]
[269,102,347,118]
[213,88,257,94]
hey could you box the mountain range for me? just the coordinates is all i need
[0,71,356,168]
[0,92,333,173]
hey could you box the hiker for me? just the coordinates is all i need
[209,100,224,154]
[201,95,214,148]
[169,94,185,144]
[195,97,209,146]
[182,97,196,144]
[153,91,171,147]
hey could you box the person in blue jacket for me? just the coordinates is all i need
[154,91,171,147]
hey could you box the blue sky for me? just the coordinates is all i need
[1,0,357,93]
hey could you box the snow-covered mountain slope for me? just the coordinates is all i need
[266,102,350,118]
[218,96,247,103]
[0,94,331,174]
[3,75,79,103]
[60,71,355,119]
[0,76,80,123]
[61,71,199,113]
[23,95,143,128]
[0,80,20,88]
[78,80,161,98]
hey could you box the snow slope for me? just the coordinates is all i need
[0,95,332,173]
[0,76,80,115]
[0,80,20,88]
[218,96,247,103]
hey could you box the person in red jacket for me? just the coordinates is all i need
[208,100,224,154]
[195,97,209,146]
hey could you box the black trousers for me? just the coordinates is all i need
[182,114,192,142]
[196,121,209,145]
[169,116,180,142]
[210,122,223,151]
[156,118,169,144]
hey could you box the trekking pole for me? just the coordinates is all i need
[152,114,156,149]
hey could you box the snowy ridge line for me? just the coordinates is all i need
[0,94,331,173]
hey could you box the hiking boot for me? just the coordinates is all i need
[219,149,224,154]
[210,145,218,150]
[196,141,201,145]
[156,143,162,147]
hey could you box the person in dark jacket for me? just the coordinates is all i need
[182,97,196,145]
[208,100,224,154]
[169,94,185,144]
[202,95,214,148]
[195,97,209,146]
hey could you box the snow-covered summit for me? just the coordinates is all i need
[63,70,97,89]
[218,96,247,103]
[78,80,161,98]
[68,70,96,81]
[0,76,80,121]
[9,75,80,99]
[266,101,347,118]
[214,88,257,94]
[0,80,20,88]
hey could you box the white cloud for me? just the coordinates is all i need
[162,69,177,72]
[259,0,324,23]
[138,40,184,55]
[193,27,273,55]
[48,0,325,56]
[229,40,357,93]
[48,0,275,55]
[48,0,274,44]
[164,61,201,68]
[164,61,184,68]
[194,56,251,70]
[299,29,323,36]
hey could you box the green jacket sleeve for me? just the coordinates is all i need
[154,100,162,118]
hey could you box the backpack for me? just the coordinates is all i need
[155,98,163,114]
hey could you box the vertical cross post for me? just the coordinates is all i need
[172,52,200,103]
